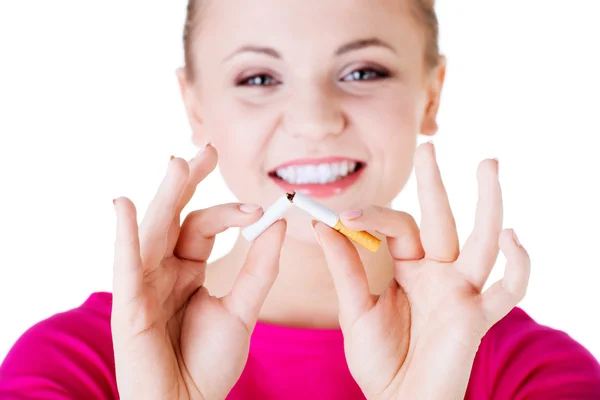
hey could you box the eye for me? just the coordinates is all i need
[237,74,280,87]
[342,67,390,82]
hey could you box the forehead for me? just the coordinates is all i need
[197,0,422,60]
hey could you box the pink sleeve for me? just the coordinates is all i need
[0,295,118,399]
[468,308,600,399]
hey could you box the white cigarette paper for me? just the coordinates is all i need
[291,191,381,253]
[241,194,292,242]
[290,192,339,227]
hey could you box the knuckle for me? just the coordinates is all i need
[508,285,527,303]
[366,205,391,221]
[170,157,190,175]
[470,231,499,250]
[369,205,386,214]
[398,210,417,226]
[505,274,529,301]
[185,209,205,224]
[357,205,383,220]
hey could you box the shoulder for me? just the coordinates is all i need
[468,307,600,399]
[0,292,117,399]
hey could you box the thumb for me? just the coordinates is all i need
[223,220,287,332]
[480,229,530,327]
[312,221,375,328]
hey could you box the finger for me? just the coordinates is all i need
[166,144,219,255]
[112,197,143,305]
[480,229,530,328]
[458,159,502,290]
[312,221,375,328]
[175,144,218,216]
[138,157,189,271]
[174,203,264,262]
[340,206,424,261]
[415,142,459,262]
[223,220,287,332]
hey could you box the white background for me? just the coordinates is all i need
[1,1,599,362]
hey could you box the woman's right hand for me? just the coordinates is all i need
[111,144,287,400]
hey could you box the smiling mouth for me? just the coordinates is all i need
[268,160,365,185]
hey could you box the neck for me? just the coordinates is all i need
[206,231,394,329]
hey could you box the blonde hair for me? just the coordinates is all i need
[183,0,440,82]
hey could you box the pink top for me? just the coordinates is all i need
[1,292,599,399]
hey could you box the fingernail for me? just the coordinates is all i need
[311,220,322,245]
[493,158,499,174]
[239,204,262,213]
[512,230,522,248]
[112,199,116,206]
[170,155,175,161]
[201,142,213,152]
[340,209,362,220]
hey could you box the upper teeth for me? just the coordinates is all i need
[275,161,359,184]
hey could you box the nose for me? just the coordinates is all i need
[282,83,345,140]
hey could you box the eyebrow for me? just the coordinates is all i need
[222,37,396,63]
[335,38,396,56]
[223,46,282,63]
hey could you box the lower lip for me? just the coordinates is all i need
[269,167,365,198]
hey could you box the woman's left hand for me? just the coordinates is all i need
[312,142,531,400]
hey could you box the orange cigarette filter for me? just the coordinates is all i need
[333,220,381,253]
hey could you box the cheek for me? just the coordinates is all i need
[350,89,421,202]
[204,101,256,158]
[347,82,422,140]
[202,95,282,202]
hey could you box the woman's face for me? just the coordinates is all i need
[179,0,445,242]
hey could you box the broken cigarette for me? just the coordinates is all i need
[241,191,381,253]
[241,193,292,242]
[290,192,381,253]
